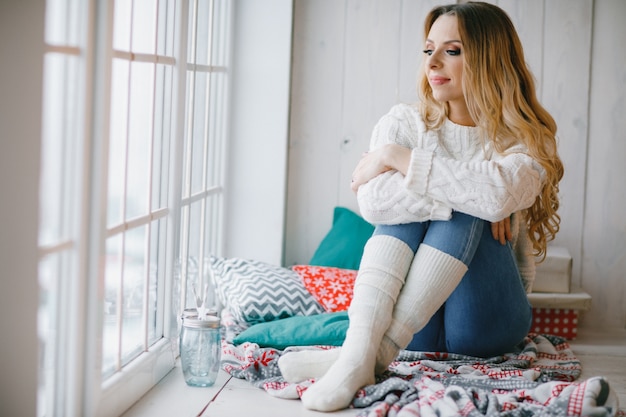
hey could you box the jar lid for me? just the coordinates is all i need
[182,315,220,329]
[181,308,199,319]
[181,308,219,320]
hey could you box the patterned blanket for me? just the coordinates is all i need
[221,318,623,417]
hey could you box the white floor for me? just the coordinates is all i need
[123,328,626,417]
[569,328,626,410]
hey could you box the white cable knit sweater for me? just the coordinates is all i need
[357,103,543,292]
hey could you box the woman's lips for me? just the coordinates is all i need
[429,76,450,85]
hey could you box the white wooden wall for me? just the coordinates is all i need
[285,0,626,331]
[226,0,293,266]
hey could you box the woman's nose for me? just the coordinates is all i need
[427,52,441,68]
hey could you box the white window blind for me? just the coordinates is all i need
[38,0,231,416]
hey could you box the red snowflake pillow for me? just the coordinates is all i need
[292,265,357,313]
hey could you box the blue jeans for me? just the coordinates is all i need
[373,212,532,357]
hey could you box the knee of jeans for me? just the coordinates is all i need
[446,318,531,358]
[445,335,498,358]
[423,212,484,255]
[373,223,426,252]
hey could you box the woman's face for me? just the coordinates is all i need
[423,15,468,119]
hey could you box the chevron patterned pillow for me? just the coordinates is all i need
[210,256,324,325]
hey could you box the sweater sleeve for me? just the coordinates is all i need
[404,147,546,222]
[356,104,453,225]
[510,212,536,293]
[357,170,452,224]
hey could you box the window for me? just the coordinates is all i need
[38,0,232,415]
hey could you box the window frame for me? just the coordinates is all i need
[37,0,233,416]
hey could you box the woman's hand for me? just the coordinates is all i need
[491,217,512,245]
[351,144,411,193]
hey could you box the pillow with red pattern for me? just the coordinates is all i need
[292,265,357,313]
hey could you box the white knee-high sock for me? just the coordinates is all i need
[278,235,413,384]
[300,235,414,412]
[375,244,468,374]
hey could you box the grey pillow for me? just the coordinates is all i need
[210,256,324,325]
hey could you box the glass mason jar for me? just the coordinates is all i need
[180,315,221,387]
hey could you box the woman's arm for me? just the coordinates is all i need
[352,105,454,224]
[356,170,452,224]
[351,144,412,191]
[403,147,545,222]
[353,145,452,224]
[353,142,542,232]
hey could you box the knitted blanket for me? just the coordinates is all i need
[222,327,623,417]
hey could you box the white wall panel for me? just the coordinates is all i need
[226,0,293,265]
[541,0,593,289]
[286,0,348,265]
[582,0,626,328]
[337,0,403,211]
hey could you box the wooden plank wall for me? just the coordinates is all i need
[582,0,626,329]
[285,0,626,331]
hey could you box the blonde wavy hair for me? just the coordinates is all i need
[418,1,563,261]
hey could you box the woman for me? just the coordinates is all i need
[278,2,563,412]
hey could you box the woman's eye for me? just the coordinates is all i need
[423,48,461,56]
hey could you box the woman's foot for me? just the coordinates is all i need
[277,348,340,383]
[300,354,374,411]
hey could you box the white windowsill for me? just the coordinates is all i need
[121,360,231,417]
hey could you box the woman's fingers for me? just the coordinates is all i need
[491,218,511,245]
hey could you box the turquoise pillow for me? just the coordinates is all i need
[233,311,349,349]
[309,207,374,270]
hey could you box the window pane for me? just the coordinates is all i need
[181,75,191,198]
[40,53,82,247]
[186,1,196,63]
[156,0,176,57]
[40,54,65,246]
[113,0,132,51]
[103,234,123,377]
[108,59,130,227]
[207,71,226,186]
[45,0,82,46]
[190,71,208,195]
[188,200,202,267]
[152,64,173,210]
[132,0,157,54]
[38,254,60,417]
[148,218,167,344]
[121,226,147,365]
[204,195,221,268]
[183,202,202,308]
[212,0,229,66]
[126,62,154,219]
[195,0,212,66]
